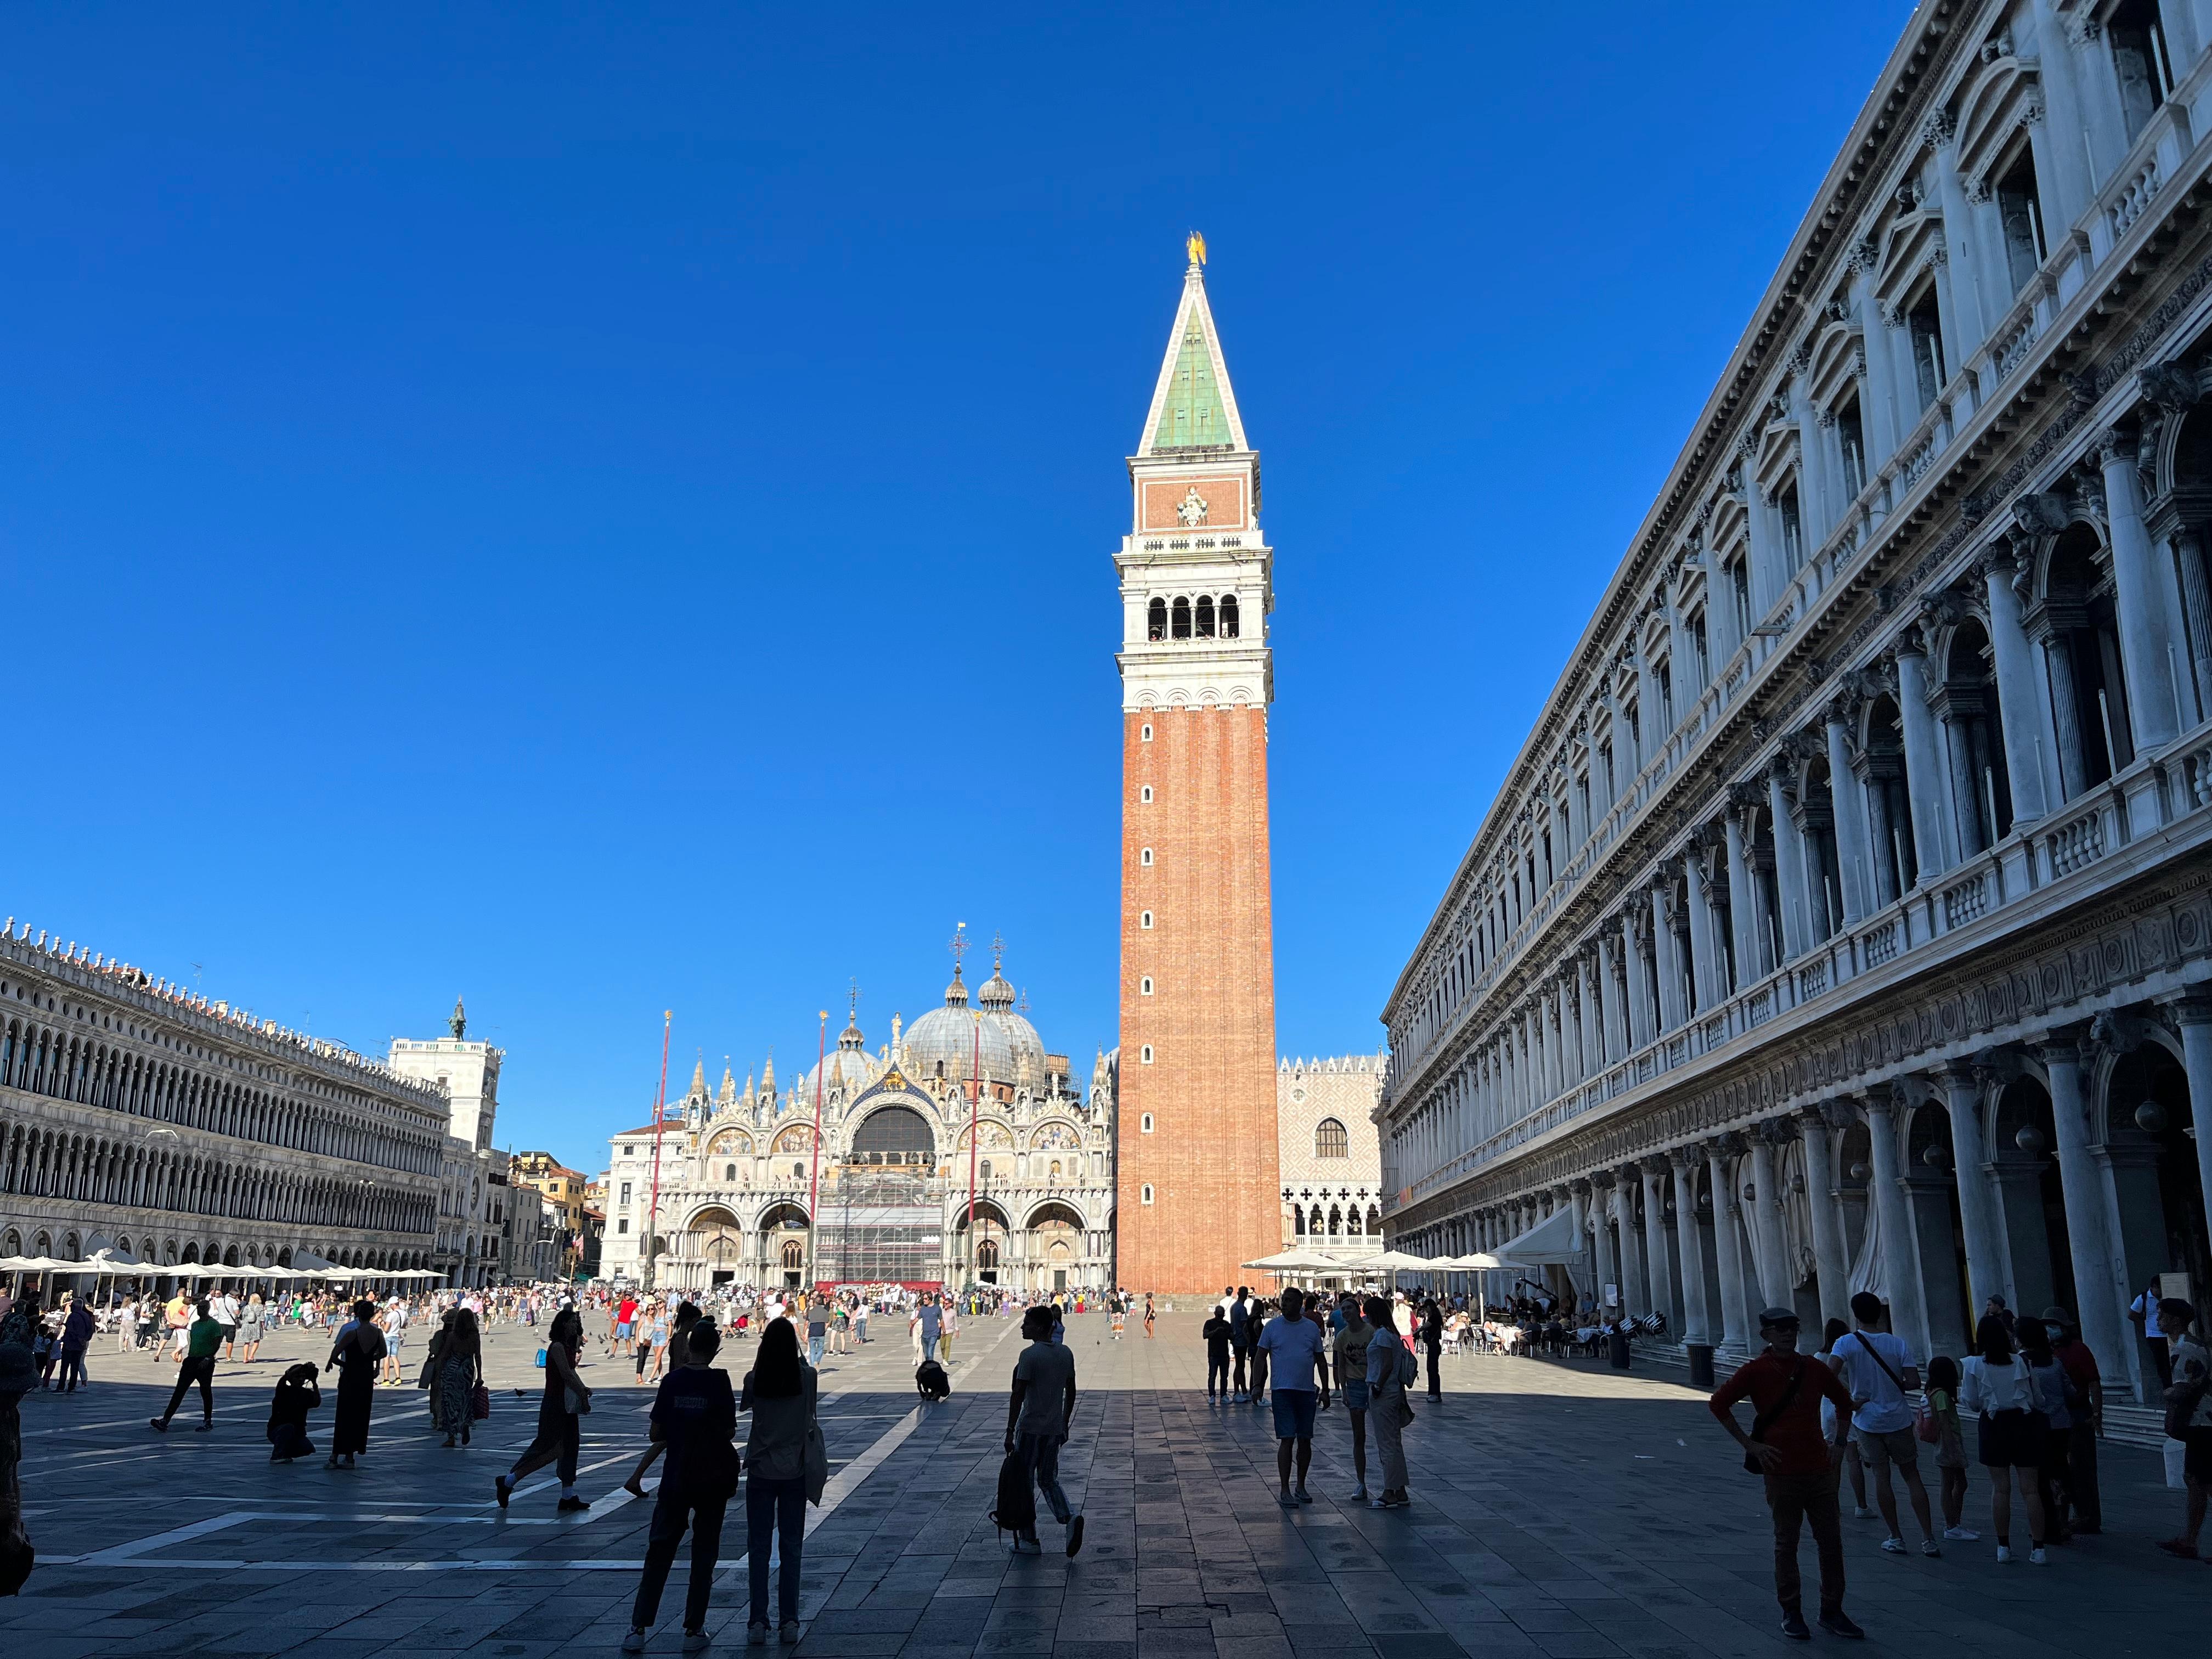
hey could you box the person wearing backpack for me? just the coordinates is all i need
[2154,1297,2212,1562]
[1832,1291,1938,1558]
[1709,1306,1861,1643]
[1004,1305,1084,1557]
[622,1321,737,1654]
[1362,1295,1415,1511]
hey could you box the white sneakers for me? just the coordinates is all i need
[2029,1547,2049,1565]
[1995,1545,2013,1563]
[1942,1526,1979,1541]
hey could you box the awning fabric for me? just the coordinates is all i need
[1491,1204,1587,1268]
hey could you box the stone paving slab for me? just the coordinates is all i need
[2,1311,2203,1655]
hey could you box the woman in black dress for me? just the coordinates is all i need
[1420,1300,1444,1400]
[496,1307,593,1513]
[325,1299,387,1470]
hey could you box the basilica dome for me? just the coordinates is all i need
[902,968,1017,1087]
[798,1013,887,1102]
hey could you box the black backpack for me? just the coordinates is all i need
[988,1449,1035,1538]
[915,1359,950,1401]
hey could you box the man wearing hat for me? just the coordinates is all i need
[2042,1306,2103,1534]
[1711,1306,1861,1641]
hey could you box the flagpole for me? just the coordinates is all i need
[644,1009,672,1293]
[806,1010,827,1294]
[966,1011,980,1291]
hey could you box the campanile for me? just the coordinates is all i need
[1114,236,1280,1296]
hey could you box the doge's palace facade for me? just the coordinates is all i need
[0,923,444,1283]
[1381,0,2212,1410]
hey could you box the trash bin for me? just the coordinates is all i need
[1687,1343,1716,1389]
[1607,1327,1632,1370]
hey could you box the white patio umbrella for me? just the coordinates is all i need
[1239,1248,1343,1274]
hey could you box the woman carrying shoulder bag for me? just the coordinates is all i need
[436,1310,484,1449]
[740,1317,821,1645]
[1960,1314,2050,1562]
[496,1307,592,1513]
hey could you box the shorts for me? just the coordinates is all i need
[616,1322,634,1339]
[2186,1426,2212,1484]
[1341,1380,1370,1412]
[173,1329,189,1353]
[1853,1425,1920,1473]
[1977,1409,2047,1469]
[1271,1388,1318,1441]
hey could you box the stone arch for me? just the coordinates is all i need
[849,1105,934,1164]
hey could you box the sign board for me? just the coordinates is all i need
[1603,1282,1619,1308]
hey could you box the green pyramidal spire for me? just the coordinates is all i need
[1150,308,1231,452]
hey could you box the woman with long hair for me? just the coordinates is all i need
[497,1306,593,1512]
[1923,1355,1975,1539]
[236,1294,265,1366]
[1419,1299,1444,1401]
[740,1317,819,1644]
[436,1308,483,1448]
[324,1299,387,1470]
[1960,1313,2050,1561]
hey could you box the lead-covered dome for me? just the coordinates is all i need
[902,967,1016,1086]
[799,1014,887,1102]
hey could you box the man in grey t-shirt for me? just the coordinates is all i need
[1005,1305,1084,1557]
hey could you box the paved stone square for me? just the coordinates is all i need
[1,1311,2202,1658]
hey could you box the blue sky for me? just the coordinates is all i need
[3,4,1917,1173]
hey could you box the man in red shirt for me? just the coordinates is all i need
[2043,1305,2103,1534]
[1711,1307,1861,1642]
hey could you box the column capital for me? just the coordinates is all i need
[1666,1144,1702,1171]
[1707,1131,1748,1159]
[2157,989,2212,1027]
[1753,1116,1801,1148]
[1568,1177,1593,1197]
[1639,1154,1672,1178]
[1590,1169,1617,1191]
[2095,424,2142,469]
[1616,1163,1647,1189]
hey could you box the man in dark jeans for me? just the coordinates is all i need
[1005,1305,1084,1557]
[1711,1307,1861,1643]
[623,1322,735,1652]
[149,1299,223,1432]
[1228,1287,1253,1403]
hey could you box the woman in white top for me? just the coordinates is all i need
[1959,1314,2052,1562]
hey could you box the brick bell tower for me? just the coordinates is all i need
[1114,235,1280,1297]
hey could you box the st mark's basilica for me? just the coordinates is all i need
[598,947,1116,1294]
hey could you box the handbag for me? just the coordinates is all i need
[803,1418,829,1505]
[563,1386,591,1415]
[1743,1357,1808,1474]
[470,1381,491,1421]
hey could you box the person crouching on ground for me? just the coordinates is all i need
[268,1363,323,1463]
[1004,1305,1084,1557]
[1710,1306,1862,1642]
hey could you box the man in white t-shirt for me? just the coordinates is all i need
[1833,1291,1938,1556]
[212,1291,240,1359]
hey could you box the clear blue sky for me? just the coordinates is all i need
[3,4,1917,1173]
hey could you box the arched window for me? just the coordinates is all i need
[1327,1205,1342,1236]
[1291,1204,1306,1236]
[1314,1119,1349,1159]
[1367,1205,1381,1234]
[1220,595,1239,637]
[724,1163,737,1181]
[1171,597,1191,640]
[780,1239,805,1271]
[1147,597,1167,641]
[1195,595,1215,637]
[978,1239,1000,1271]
